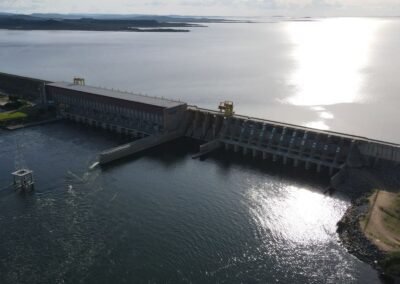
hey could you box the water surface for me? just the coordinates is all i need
[0,18,399,142]
[0,17,395,283]
[0,124,380,283]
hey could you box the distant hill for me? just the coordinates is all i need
[29,13,244,23]
[0,14,202,32]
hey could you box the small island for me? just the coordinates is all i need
[0,14,204,32]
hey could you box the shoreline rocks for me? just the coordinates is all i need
[336,195,386,270]
[336,192,400,283]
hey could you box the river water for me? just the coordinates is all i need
[0,17,397,283]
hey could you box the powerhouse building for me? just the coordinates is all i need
[45,82,187,134]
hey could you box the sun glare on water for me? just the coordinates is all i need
[247,182,347,245]
[285,18,384,107]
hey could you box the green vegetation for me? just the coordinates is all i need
[381,193,400,236]
[0,111,27,122]
[0,97,34,126]
[381,251,400,276]
[361,191,400,250]
[362,191,400,276]
[0,96,57,127]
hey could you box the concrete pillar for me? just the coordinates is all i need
[218,117,230,139]
[192,111,200,138]
[257,124,267,147]
[287,131,297,154]
[332,145,342,168]
[276,127,287,150]
[238,120,249,143]
[308,134,319,163]
[373,156,379,167]
[213,115,224,139]
[225,143,230,151]
[202,113,210,139]
[211,116,217,139]
[297,131,308,164]
[266,127,276,149]
[230,119,240,140]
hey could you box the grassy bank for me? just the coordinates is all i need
[0,96,52,127]
[361,190,400,276]
[0,98,32,126]
[0,111,27,122]
[382,251,400,277]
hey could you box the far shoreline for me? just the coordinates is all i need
[0,27,192,33]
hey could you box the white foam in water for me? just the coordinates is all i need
[89,162,99,170]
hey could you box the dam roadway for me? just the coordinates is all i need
[1,72,400,179]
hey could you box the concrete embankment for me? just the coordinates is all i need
[5,118,61,130]
[99,131,183,165]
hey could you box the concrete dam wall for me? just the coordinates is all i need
[0,72,50,102]
[1,71,399,174]
[183,107,400,174]
[183,107,356,174]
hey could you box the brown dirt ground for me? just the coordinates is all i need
[361,191,400,252]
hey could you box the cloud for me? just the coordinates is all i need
[1,0,399,16]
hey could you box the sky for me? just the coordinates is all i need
[1,0,400,16]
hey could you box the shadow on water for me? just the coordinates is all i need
[24,120,127,151]
[0,121,385,283]
[3,120,366,203]
[100,137,199,170]
[99,136,346,200]
[97,133,398,204]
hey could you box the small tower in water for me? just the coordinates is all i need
[12,169,34,192]
[12,133,34,193]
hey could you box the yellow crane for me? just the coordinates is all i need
[218,101,234,117]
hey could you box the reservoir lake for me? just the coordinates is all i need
[1,18,399,283]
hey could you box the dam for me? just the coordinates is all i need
[2,72,400,179]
